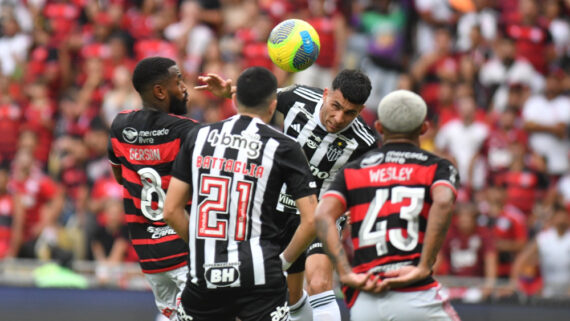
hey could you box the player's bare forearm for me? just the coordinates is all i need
[315,197,352,276]
[111,165,123,185]
[164,177,191,243]
[418,185,455,270]
[282,195,317,264]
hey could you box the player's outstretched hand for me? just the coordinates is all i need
[195,73,233,99]
[375,265,432,292]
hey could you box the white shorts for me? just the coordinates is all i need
[144,265,189,320]
[350,286,461,321]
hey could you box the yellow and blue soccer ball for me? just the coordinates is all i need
[267,19,320,73]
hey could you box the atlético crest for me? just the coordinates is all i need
[326,142,344,162]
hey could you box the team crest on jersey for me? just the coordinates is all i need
[122,127,138,143]
[326,141,344,162]
[204,262,241,287]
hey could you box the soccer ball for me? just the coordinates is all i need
[267,19,320,73]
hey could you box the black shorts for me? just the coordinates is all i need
[307,215,347,257]
[279,214,306,274]
[178,282,289,321]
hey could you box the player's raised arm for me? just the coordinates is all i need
[280,194,317,270]
[194,73,235,99]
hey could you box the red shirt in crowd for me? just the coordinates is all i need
[9,172,60,241]
[0,103,22,163]
[494,169,549,216]
[441,226,496,277]
[0,193,14,258]
[505,24,552,74]
[485,204,528,277]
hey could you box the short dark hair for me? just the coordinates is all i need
[236,67,277,109]
[132,57,176,94]
[332,69,371,105]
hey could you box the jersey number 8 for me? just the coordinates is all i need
[138,167,167,221]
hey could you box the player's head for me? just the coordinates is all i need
[132,56,188,115]
[320,69,371,133]
[234,66,277,121]
[375,90,428,142]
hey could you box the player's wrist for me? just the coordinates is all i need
[279,252,292,271]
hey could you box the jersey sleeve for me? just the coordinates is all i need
[276,85,298,115]
[277,140,318,200]
[107,122,121,166]
[322,166,348,211]
[171,129,198,185]
[431,158,460,198]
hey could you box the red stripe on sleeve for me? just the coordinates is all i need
[322,191,347,210]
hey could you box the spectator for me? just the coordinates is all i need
[101,66,141,127]
[0,13,32,76]
[412,26,459,108]
[8,149,65,259]
[0,74,22,163]
[91,199,132,284]
[439,202,498,298]
[435,94,489,190]
[353,0,414,110]
[414,0,458,55]
[479,34,544,112]
[480,107,527,176]
[479,184,528,278]
[522,69,570,178]
[504,0,555,74]
[0,164,19,258]
[22,80,56,166]
[510,203,570,298]
[293,0,347,89]
[456,0,498,52]
[492,140,550,217]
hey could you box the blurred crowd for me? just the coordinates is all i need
[0,0,569,298]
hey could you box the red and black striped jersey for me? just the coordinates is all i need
[108,109,198,274]
[323,142,459,306]
[171,115,317,290]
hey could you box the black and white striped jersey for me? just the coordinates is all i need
[275,85,378,214]
[171,115,317,290]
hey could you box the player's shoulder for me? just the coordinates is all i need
[346,117,378,147]
[110,109,139,129]
[277,84,323,112]
[278,84,323,97]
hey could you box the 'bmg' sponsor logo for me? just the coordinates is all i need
[204,262,240,287]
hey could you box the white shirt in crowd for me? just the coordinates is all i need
[522,95,570,175]
[537,228,570,298]
[435,119,489,189]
